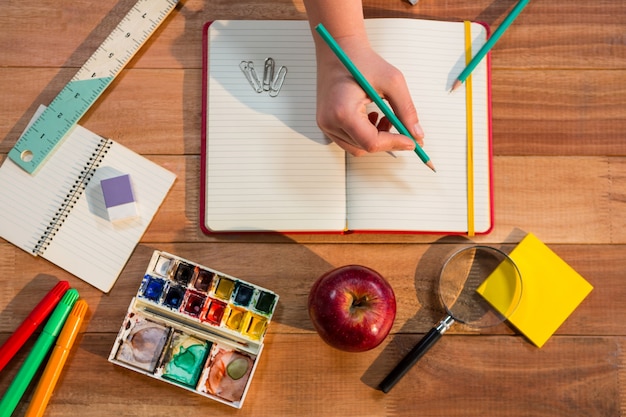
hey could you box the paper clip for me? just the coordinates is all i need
[263,58,275,92]
[269,65,288,97]
[239,61,263,93]
[240,58,287,97]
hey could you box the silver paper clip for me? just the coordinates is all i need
[240,58,287,97]
[263,58,275,92]
[239,61,263,93]
[269,65,288,97]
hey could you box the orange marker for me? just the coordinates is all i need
[24,300,88,417]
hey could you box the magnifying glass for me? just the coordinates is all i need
[379,245,523,393]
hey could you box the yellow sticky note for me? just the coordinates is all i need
[477,233,593,348]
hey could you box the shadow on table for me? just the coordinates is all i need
[360,228,528,390]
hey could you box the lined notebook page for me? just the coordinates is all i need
[42,137,176,292]
[346,19,491,233]
[205,20,347,232]
[0,109,176,292]
[0,125,103,253]
[204,19,491,233]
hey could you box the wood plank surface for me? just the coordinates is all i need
[1,0,625,416]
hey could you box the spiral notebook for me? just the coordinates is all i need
[0,106,176,292]
[201,19,493,235]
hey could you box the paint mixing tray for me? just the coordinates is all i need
[109,251,279,408]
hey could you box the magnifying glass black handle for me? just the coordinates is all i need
[379,316,454,393]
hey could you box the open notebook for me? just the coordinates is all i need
[0,106,176,292]
[201,19,492,234]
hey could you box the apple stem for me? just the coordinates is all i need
[352,294,369,308]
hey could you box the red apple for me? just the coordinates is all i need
[308,265,396,352]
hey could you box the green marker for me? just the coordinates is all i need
[314,23,436,172]
[0,289,79,417]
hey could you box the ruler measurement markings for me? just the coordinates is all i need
[9,0,178,174]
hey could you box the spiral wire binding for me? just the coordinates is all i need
[33,138,113,255]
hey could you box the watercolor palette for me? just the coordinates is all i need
[109,251,278,408]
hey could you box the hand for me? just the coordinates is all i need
[314,41,424,156]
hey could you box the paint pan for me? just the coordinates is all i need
[109,250,278,408]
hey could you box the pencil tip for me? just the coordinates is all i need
[450,79,462,92]
[426,160,436,172]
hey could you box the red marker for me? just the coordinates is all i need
[0,281,70,372]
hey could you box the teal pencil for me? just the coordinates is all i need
[452,0,531,91]
[314,23,436,172]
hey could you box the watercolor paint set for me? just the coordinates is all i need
[108,251,279,408]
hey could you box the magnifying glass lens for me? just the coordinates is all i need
[440,246,522,328]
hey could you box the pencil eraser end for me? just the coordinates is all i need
[101,174,138,222]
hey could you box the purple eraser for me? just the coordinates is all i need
[100,174,137,221]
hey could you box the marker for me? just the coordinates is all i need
[451,0,531,91]
[314,23,436,172]
[0,281,70,373]
[24,300,88,417]
[0,289,79,417]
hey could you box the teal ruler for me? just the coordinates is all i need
[9,0,179,174]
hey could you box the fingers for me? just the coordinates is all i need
[325,131,368,156]
[323,112,416,156]
[381,69,425,147]
[321,110,383,156]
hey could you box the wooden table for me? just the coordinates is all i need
[1,1,625,415]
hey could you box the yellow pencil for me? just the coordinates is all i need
[24,300,88,417]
